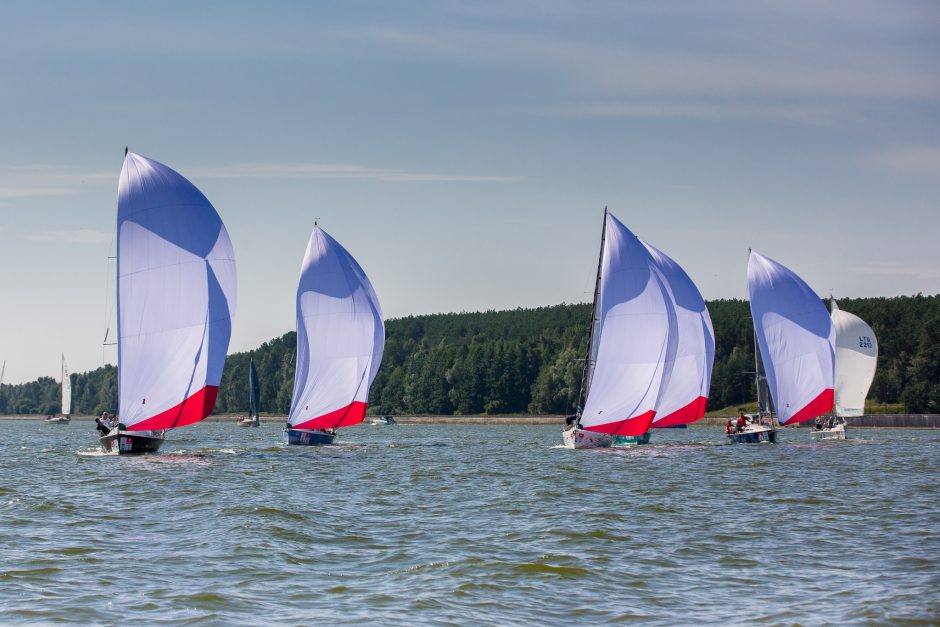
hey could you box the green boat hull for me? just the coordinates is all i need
[613,432,651,447]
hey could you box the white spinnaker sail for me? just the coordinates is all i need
[643,242,715,428]
[61,354,71,415]
[117,152,237,430]
[747,251,834,425]
[832,300,878,417]
[580,213,675,436]
[288,227,384,430]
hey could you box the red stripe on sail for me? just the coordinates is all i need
[583,410,656,436]
[652,396,708,428]
[129,385,219,431]
[782,388,834,425]
[292,401,368,430]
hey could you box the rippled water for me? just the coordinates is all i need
[0,421,937,624]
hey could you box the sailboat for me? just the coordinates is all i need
[99,151,237,454]
[237,358,261,427]
[284,225,384,446]
[741,250,834,444]
[46,354,72,424]
[812,299,878,439]
[615,241,715,444]
[564,210,676,449]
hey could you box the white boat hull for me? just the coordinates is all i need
[811,423,846,439]
[236,417,260,427]
[562,428,614,449]
[45,416,71,424]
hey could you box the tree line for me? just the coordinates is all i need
[2,295,937,416]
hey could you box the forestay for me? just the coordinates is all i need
[580,213,674,436]
[747,251,833,424]
[831,300,878,417]
[643,242,715,428]
[288,227,384,430]
[117,152,237,430]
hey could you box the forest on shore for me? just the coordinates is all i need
[2,295,938,417]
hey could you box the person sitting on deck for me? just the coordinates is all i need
[736,411,748,433]
[564,415,578,431]
[95,413,112,437]
[725,419,733,435]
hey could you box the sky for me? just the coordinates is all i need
[0,0,938,383]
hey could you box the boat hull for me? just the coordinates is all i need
[285,428,337,446]
[45,416,71,424]
[562,428,614,449]
[613,432,652,447]
[811,424,846,440]
[99,431,165,455]
[236,417,260,427]
[727,426,777,444]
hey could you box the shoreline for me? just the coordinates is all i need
[3,414,938,428]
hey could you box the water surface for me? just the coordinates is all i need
[1,422,937,624]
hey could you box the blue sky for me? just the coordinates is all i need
[1,0,938,382]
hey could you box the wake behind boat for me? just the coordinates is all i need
[98,150,237,454]
[283,224,385,446]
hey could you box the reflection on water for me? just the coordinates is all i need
[0,421,937,624]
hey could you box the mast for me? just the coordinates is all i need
[749,247,770,423]
[575,207,607,422]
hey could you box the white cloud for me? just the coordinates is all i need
[855,261,940,280]
[189,163,516,183]
[870,147,940,175]
[341,25,940,103]
[528,101,854,126]
[0,163,515,194]
[0,186,81,199]
[23,229,113,244]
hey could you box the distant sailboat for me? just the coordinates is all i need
[564,210,675,449]
[99,151,237,454]
[742,250,834,443]
[284,225,384,446]
[237,358,261,427]
[46,354,72,424]
[812,299,878,439]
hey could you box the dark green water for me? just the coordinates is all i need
[0,422,937,624]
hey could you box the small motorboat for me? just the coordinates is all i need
[370,415,397,426]
[99,427,165,454]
